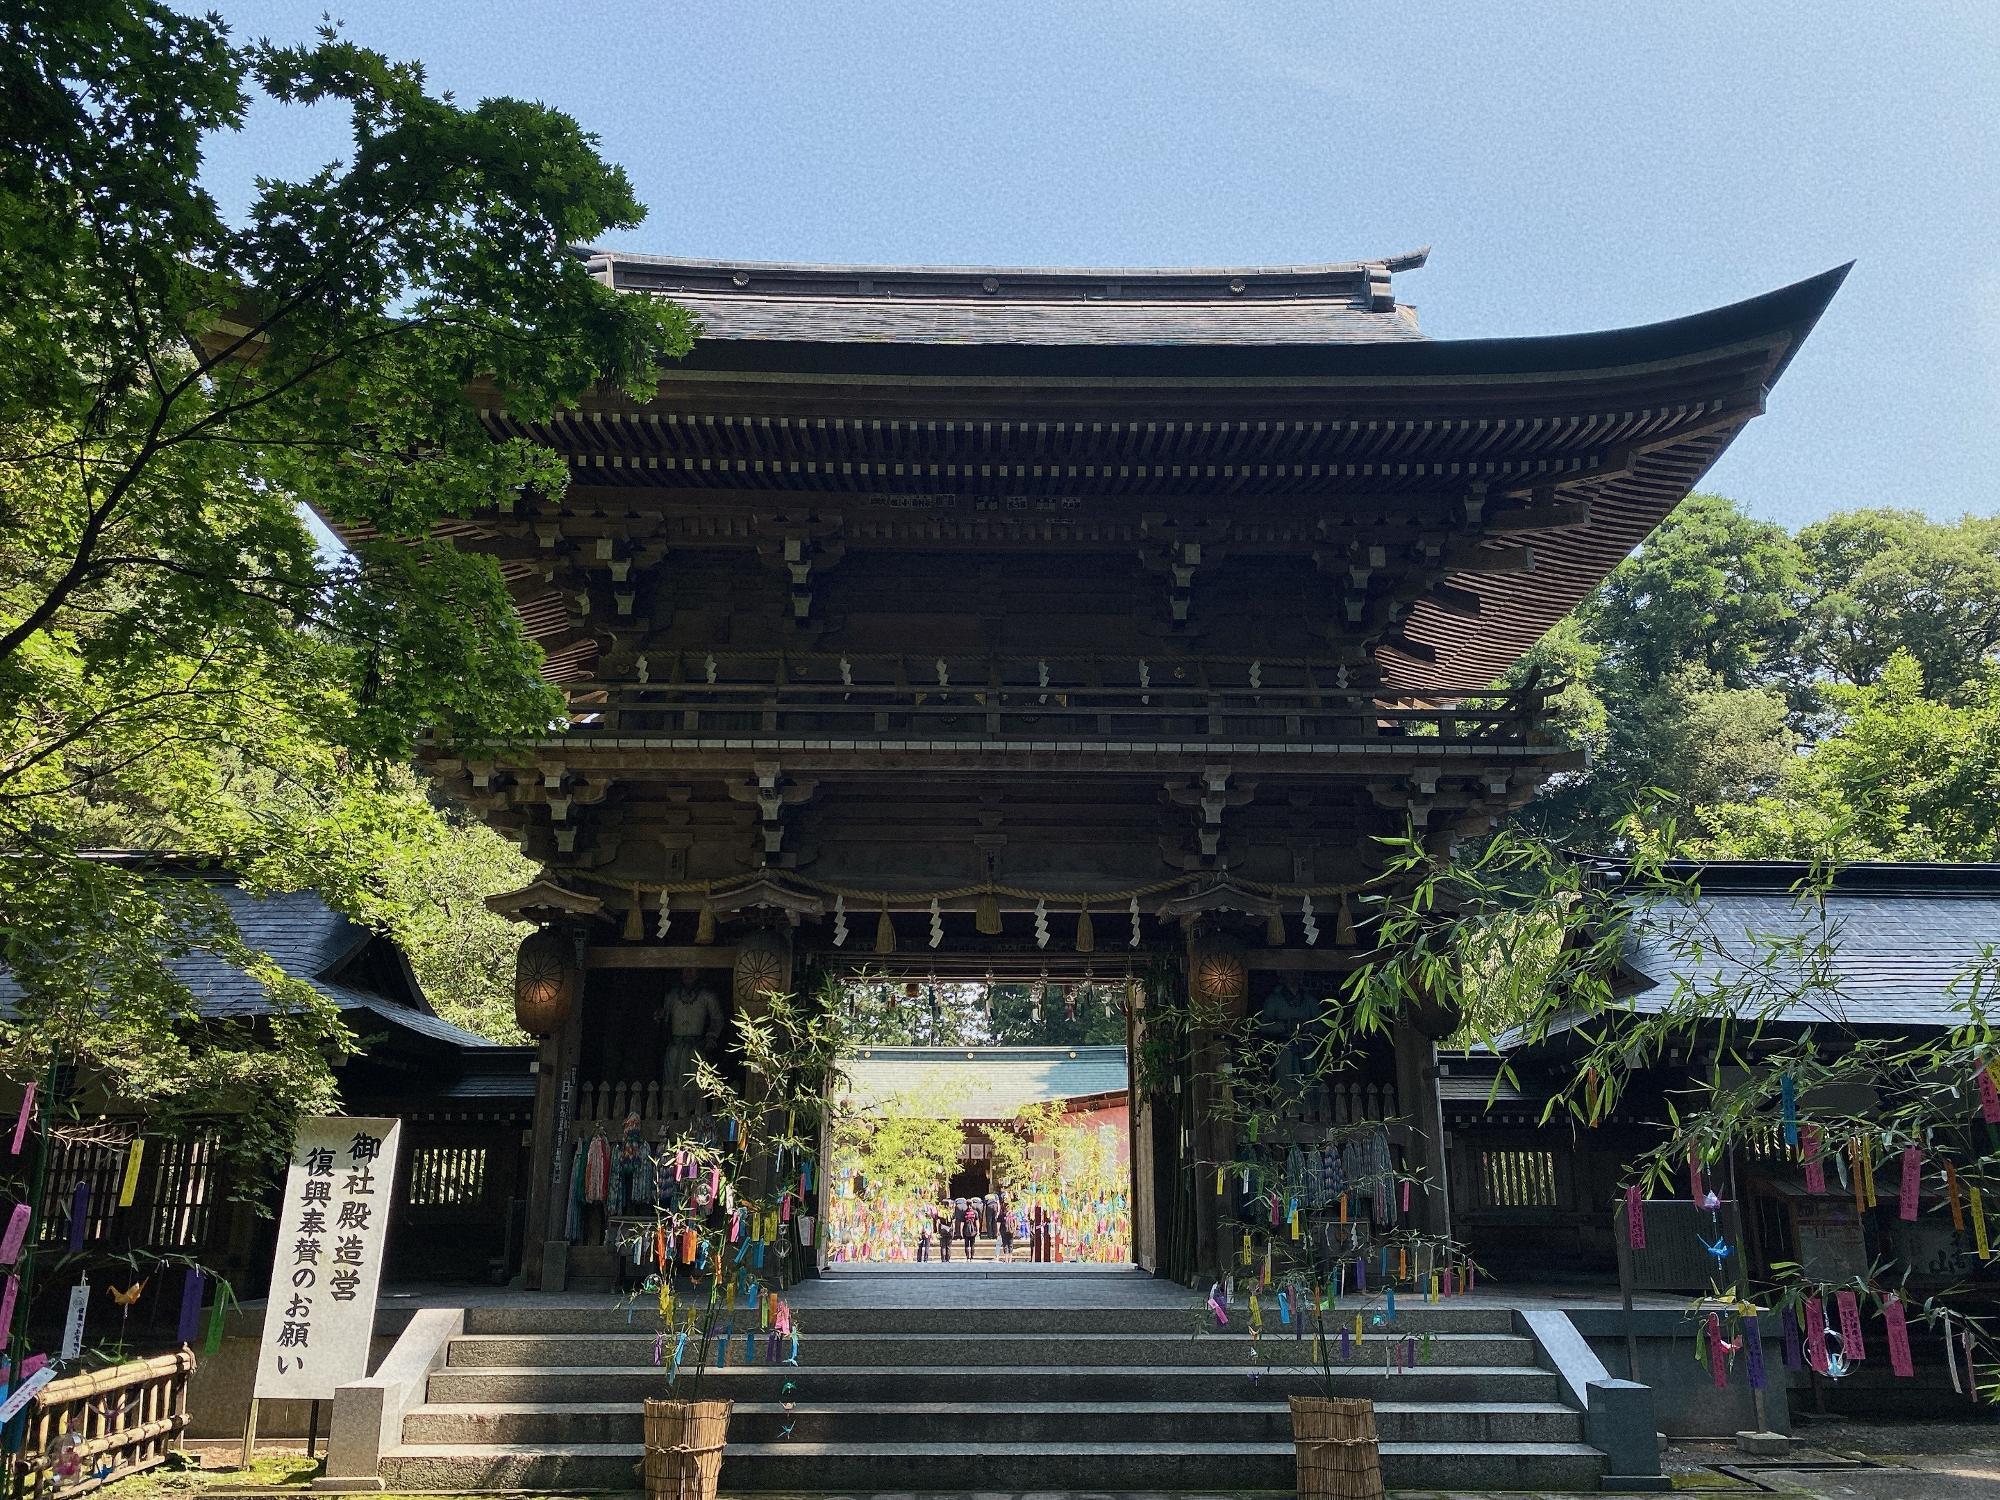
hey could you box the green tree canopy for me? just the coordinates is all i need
[1509,496,2000,852]
[1698,652,2000,863]
[1794,509,2000,695]
[1580,492,1802,693]
[1,1,689,1180]
[831,1071,968,1204]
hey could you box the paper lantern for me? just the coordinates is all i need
[1406,977,1461,1040]
[513,927,579,1036]
[1193,949,1247,1006]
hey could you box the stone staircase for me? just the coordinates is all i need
[378,1281,1608,1492]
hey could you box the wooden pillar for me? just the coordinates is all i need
[1127,980,1157,1273]
[1187,938,1248,1281]
[511,922,589,1289]
[731,927,794,1200]
[520,1028,562,1287]
[1393,1019,1451,1239]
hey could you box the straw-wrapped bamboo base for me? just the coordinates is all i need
[1288,1395,1383,1500]
[642,1397,732,1500]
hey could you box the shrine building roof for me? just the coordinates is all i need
[0,854,502,1053]
[1512,861,2000,1041]
[835,1045,1130,1121]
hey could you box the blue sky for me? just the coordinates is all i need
[190,1,1998,530]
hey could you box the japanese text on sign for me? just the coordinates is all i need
[253,1117,400,1400]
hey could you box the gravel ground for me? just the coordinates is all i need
[1659,1417,2000,1497]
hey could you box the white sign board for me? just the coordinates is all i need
[253,1117,401,1400]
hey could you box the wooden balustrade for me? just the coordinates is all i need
[566,652,1547,750]
[571,1079,723,1138]
[1262,1077,1397,1139]
[18,1349,195,1497]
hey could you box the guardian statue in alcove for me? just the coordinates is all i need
[659,966,724,1117]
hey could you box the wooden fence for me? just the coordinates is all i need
[17,1350,194,1497]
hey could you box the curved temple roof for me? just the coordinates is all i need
[451,253,1846,697]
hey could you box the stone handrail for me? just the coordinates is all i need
[314,1307,464,1493]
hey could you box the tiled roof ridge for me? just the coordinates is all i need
[1586,857,2000,896]
[582,246,1429,298]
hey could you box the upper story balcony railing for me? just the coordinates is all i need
[559,652,1552,754]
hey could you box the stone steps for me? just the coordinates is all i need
[423,1361,1567,1406]
[442,1329,1537,1369]
[386,1296,1607,1493]
[403,1396,1587,1446]
[379,1437,1607,1493]
[460,1302,1518,1336]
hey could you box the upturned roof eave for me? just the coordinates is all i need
[643,264,1848,382]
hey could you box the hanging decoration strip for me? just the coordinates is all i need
[577,868,1395,947]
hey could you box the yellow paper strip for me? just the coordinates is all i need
[118,1138,145,1207]
[1974,1186,1992,1260]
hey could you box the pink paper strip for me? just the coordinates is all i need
[1400,1179,1411,1213]
[1689,1152,1704,1204]
[0,1275,15,1340]
[20,1354,44,1379]
[1836,1290,1866,1360]
[1626,1185,1647,1249]
[1981,1065,2000,1124]
[1900,1146,1922,1222]
[1885,1295,1914,1376]
[1802,1126,1826,1194]
[1708,1312,1728,1387]
[1804,1295,1828,1373]
[9,1085,33,1156]
[0,1205,28,1267]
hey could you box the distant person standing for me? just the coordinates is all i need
[996,1193,1016,1260]
[959,1198,978,1260]
[936,1200,954,1262]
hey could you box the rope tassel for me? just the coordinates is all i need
[1075,903,1094,953]
[975,888,1002,936]
[1335,892,1357,946]
[695,902,717,945]
[875,903,896,955]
